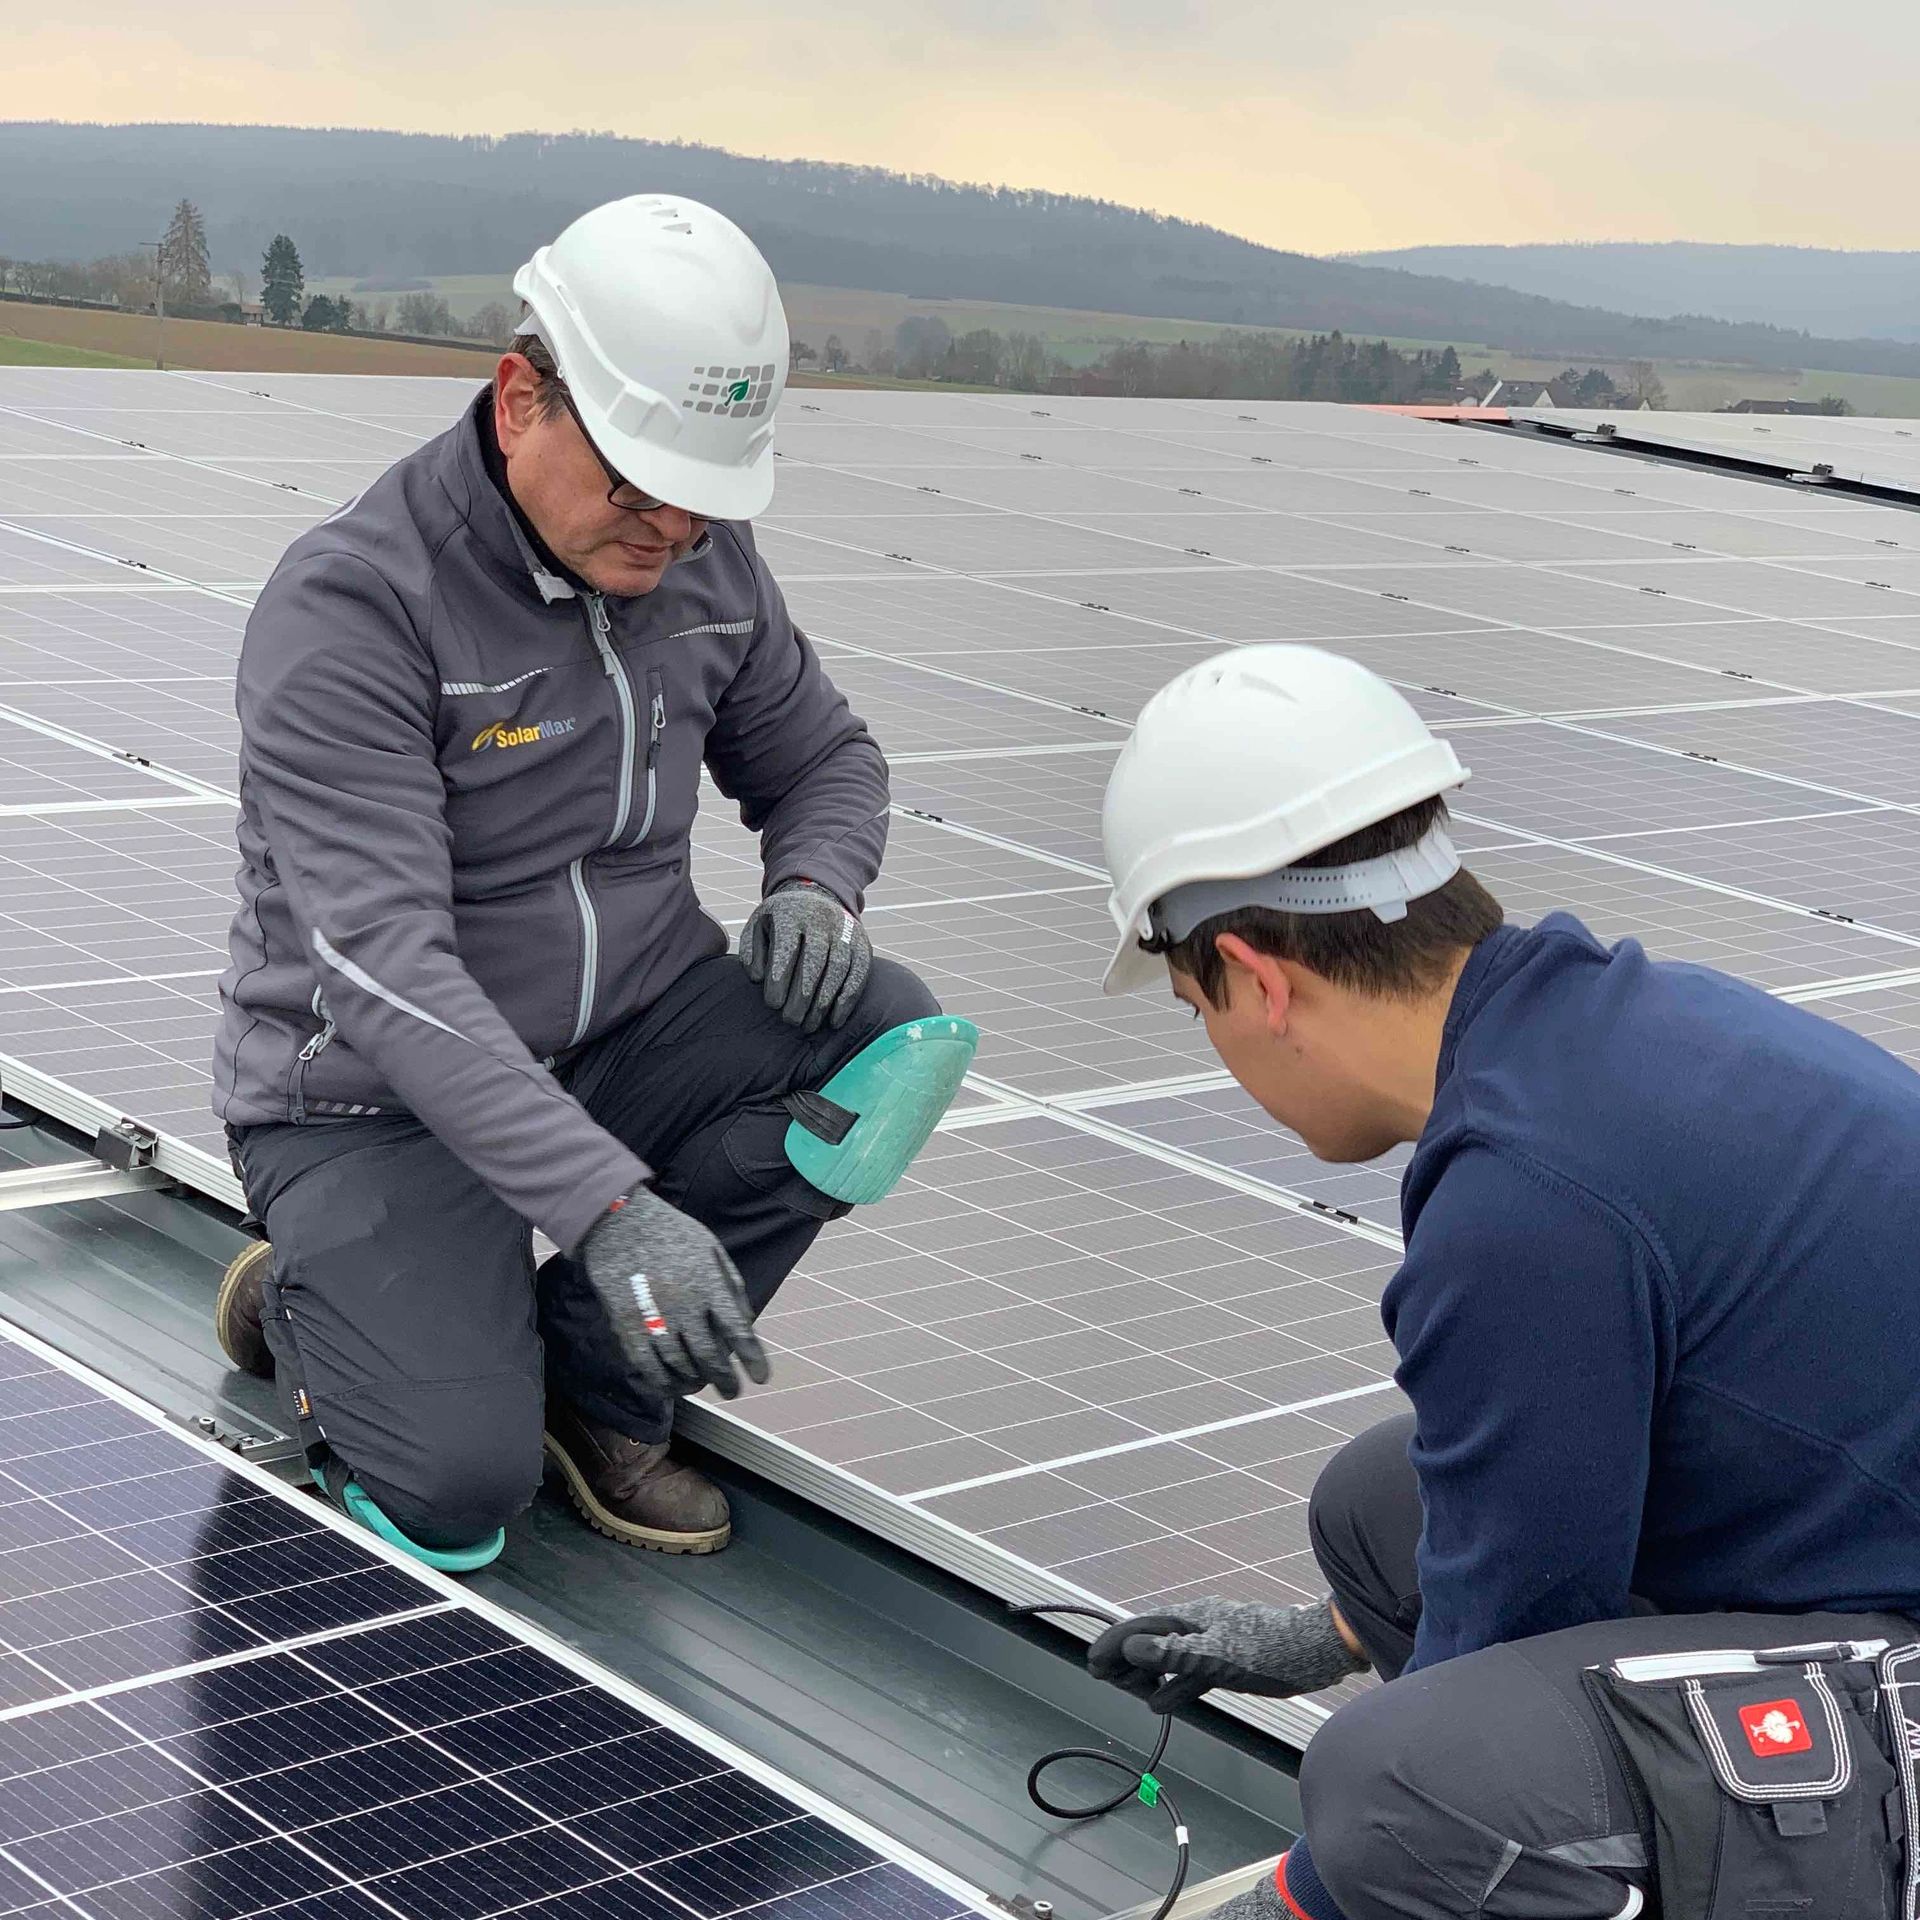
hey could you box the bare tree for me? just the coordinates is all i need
[1624,360,1668,409]
[948,327,1004,385]
[893,315,952,379]
[463,300,515,347]
[395,291,453,336]
[1004,330,1052,391]
[0,258,12,297]
[822,333,847,373]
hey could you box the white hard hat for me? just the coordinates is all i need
[512,195,790,522]
[1100,646,1469,995]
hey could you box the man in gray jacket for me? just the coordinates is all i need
[211,196,971,1571]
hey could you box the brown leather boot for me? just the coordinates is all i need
[215,1240,275,1379]
[542,1402,731,1554]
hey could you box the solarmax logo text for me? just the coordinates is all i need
[472,717,577,751]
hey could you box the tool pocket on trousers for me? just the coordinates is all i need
[1588,1642,1904,1920]
[718,1103,847,1221]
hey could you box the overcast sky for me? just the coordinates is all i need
[18,1,1915,254]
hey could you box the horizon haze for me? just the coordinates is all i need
[13,0,1920,257]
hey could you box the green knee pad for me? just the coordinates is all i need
[314,1469,506,1575]
[785,1015,979,1205]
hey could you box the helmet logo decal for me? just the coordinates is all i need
[685,363,776,418]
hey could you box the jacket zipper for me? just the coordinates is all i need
[291,986,336,1122]
[568,592,638,1046]
[566,857,599,1047]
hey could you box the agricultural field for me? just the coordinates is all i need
[0,332,143,368]
[309,271,1920,415]
[15,274,1920,414]
[0,300,502,374]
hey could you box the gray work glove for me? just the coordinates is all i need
[580,1183,770,1401]
[1087,1596,1367,1713]
[1207,1872,1288,1920]
[740,879,872,1032]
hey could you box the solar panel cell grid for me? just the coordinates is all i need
[1463,842,1920,987]
[1444,720,1867,840]
[1563,558,1920,622]
[4,516,319,587]
[1549,618,1920,696]
[0,528,135,588]
[1595,697,1920,804]
[1597,809,1920,937]
[0,592,246,686]
[0,1327,987,1918]
[0,723,189,809]
[0,683,239,791]
[1808,978,1920,1067]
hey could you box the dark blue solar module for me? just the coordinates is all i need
[0,1330,987,1919]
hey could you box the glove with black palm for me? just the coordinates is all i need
[740,880,872,1032]
[1086,1596,1367,1713]
[580,1183,770,1402]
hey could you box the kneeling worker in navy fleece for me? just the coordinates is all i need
[1090,645,1920,1920]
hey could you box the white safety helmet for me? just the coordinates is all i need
[512,194,790,522]
[1100,646,1469,995]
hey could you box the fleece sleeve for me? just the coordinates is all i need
[1384,1144,1667,1670]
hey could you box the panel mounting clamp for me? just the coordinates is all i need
[94,1118,160,1171]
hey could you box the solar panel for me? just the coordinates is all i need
[0,1319,989,1918]
[9,376,1920,1760]
[1519,407,1920,495]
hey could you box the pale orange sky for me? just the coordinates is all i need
[15,2,1916,253]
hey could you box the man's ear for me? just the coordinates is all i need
[494,353,541,456]
[1214,932,1294,1034]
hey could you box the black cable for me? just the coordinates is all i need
[1009,1601,1191,1920]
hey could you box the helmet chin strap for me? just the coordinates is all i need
[1148,823,1460,941]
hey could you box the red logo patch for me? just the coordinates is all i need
[1739,1699,1813,1757]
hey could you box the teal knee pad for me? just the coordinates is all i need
[314,1469,506,1575]
[785,1015,979,1205]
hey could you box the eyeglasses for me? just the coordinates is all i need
[551,381,675,514]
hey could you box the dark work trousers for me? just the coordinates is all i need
[1297,1414,1917,1920]
[229,953,938,1549]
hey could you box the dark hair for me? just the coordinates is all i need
[1141,795,1504,1004]
[504,331,568,423]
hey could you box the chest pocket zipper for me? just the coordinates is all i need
[632,673,665,846]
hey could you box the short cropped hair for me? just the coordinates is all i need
[1139,796,1504,1004]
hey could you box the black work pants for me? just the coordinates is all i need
[1297,1415,1915,1920]
[230,954,938,1548]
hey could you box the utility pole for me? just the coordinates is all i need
[140,240,165,371]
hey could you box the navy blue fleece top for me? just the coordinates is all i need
[1391,913,1920,1671]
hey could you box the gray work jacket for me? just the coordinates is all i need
[213,391,890,1253]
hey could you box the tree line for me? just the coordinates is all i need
[0,203,519,343]
[792,316,1659,407]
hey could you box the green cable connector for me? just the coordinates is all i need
[1137,1773,1161,1807]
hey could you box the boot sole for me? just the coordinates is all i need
[540,1431,731,1555]
[215,1240,276,1379]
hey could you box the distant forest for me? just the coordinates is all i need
[7,122,1920,378]
[1349,243,1920,344]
